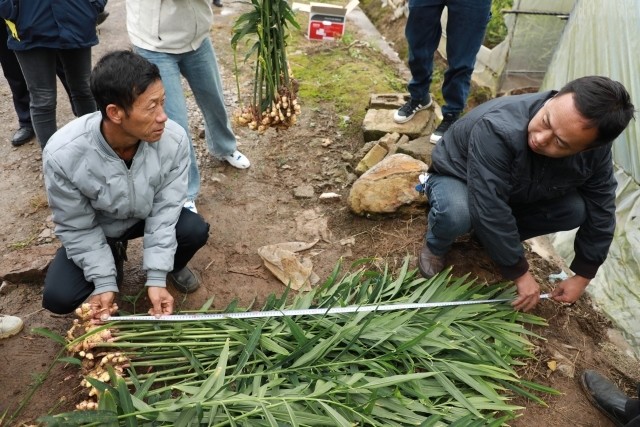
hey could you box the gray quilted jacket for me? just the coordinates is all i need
[43,112,190,295]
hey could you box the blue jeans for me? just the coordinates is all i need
[406,0,491,115]
[14,47,96,148]
[135,38,237,201]
[425,173,587,256]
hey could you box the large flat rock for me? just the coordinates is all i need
[362,108,436,142]
[1,243,59,283]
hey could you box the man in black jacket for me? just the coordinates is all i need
[419,76,635,311]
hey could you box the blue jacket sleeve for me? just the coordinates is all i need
[0,0,18,20]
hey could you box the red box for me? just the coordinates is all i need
[309,8,346,40]
[296,1,359,41]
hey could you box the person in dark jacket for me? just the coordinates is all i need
[0,0,106,148]
[0,22,77,147]
[418,76,635,311]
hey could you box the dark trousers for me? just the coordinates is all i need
[42,209,209,314]
[406,0,491,115]
[0,24,31,128]
[0,25,74,129]
[14,47,96,148]
[425,173,586,257]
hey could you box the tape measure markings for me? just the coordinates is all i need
[106,293,550,322]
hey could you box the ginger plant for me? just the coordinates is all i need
[231,0,301,132]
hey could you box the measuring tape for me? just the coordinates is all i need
[106,293,550,322]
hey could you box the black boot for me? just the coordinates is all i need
[581,370,631,426]
[11,126,35,147]
[418,241,445,279]
[168,266,200,293]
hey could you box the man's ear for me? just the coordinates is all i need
[105,104,124,124]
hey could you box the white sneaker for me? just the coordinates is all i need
[0,315,24,339]
[184,200,198,214]
[223,150,250,169]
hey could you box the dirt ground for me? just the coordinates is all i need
[1,1,639,426]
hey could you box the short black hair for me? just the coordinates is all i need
[90,50,162,119]
[556,76,635,146]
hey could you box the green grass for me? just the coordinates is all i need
[289,30,406,133]
[485,0,513,48]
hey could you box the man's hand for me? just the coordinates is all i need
[512,272,541,312]
[551,274,590,304]
[147,286,174,318]
[87,292,118,322]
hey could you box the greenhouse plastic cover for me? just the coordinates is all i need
[500,0,575,91]
[542,0,640,352]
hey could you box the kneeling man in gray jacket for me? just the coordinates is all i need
[42,50,210,321]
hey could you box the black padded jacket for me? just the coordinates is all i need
[429,91,616,280]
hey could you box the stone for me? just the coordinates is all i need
[0,243,59,283]
[38,229,53,239]
[341,151,354,161]
[389,134,409,156]
[355,140,379,159]
[319,192,341,201]
[348,154,428,215]
[396,135,436,164]
[210,173,227,183]
[368,93,407,109]
[293,184,315,199]
[550,349,576,378]
[355,143,388,175]
[377,132,402,149]
[362,108,436,142]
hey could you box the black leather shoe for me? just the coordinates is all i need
[581,370,630,426]
[11,126,35,147]
[418,241,445,279]
[213,0,223,7]
[168,267,200,293]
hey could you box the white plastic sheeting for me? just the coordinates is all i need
[473,0,575,93]
[543,0,640,353]
[499,0,575,91]
[549,168,640,351]
[542,0,640,182]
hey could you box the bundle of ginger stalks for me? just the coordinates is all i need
[46,261,560,426]
[231,0,301,132]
